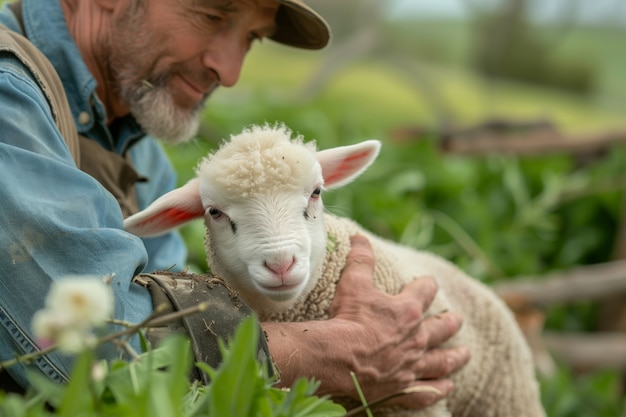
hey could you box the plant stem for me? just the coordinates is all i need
[0,301,209,371]
[343,385,443,417]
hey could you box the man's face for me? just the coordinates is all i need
[109,0,278,144]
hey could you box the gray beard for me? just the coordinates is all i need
[126,81,204,145]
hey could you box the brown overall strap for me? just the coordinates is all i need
[78,138,145,217]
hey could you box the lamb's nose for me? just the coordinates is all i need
[264,257,295,276]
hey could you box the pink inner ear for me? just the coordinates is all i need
[324,149,372,185]
[137,207,204,229]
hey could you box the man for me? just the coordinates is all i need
[0,0,469,409]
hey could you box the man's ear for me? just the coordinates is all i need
[124,178,205,237]
[317,140,381,189]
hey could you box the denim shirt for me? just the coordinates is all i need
[0,0,187,387]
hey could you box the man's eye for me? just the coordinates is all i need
[205,13,222,22]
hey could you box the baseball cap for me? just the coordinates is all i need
[270,0,331,49]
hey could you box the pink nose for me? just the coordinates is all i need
[264,258,295,276]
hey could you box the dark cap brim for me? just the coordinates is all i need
[269,0,331,50]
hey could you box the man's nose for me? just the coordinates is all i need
[203,39,247,88]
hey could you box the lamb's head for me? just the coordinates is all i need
[124,124,380,313]
[195,125,329,311]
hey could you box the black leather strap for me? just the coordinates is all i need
[134,271,277,384]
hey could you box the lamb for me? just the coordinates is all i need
[124,124,546,417]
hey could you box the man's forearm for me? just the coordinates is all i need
[263,320,354,396]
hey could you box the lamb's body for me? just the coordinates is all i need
[268,214,544,416]
[124,124,545,417]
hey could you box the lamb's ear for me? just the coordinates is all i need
[124,178,205,237]
[317,140,381,189]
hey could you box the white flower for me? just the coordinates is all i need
[31,309,73,348]
[32,275,115,354]
[31,309,97,353]
[45,276,114,328]
[91,361,108,382]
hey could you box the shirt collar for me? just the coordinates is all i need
[17,0,145,153]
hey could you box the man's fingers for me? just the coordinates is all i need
[415,345,471,380]
[387,379,455,409]
[333,235,377,299]
[344,234,376,275]
[399,276,438,315]
[421,310,464,348]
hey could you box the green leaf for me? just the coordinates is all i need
[204,317,265,417]
[273,378,344,417]
[0,392,32,417]
[58,350,96,417]
[386,169,426,197]
[104,335,193,417]
[138,329,151,353]
[24,371,65,410]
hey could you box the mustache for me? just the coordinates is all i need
[138,77,220,101]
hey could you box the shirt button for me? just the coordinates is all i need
[78,111,91,125]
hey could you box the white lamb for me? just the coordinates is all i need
[124,124,546,417]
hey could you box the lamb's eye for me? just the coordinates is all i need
[310,188,321,199]
[208,207,223,219]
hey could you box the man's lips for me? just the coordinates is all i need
[177,74,206,103]
[172,73,218,108]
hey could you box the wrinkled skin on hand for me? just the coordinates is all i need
[264,235,470,410]
[325,235,470,408]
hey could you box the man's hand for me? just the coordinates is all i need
[324,234,470,408]
[263,235,470,410]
